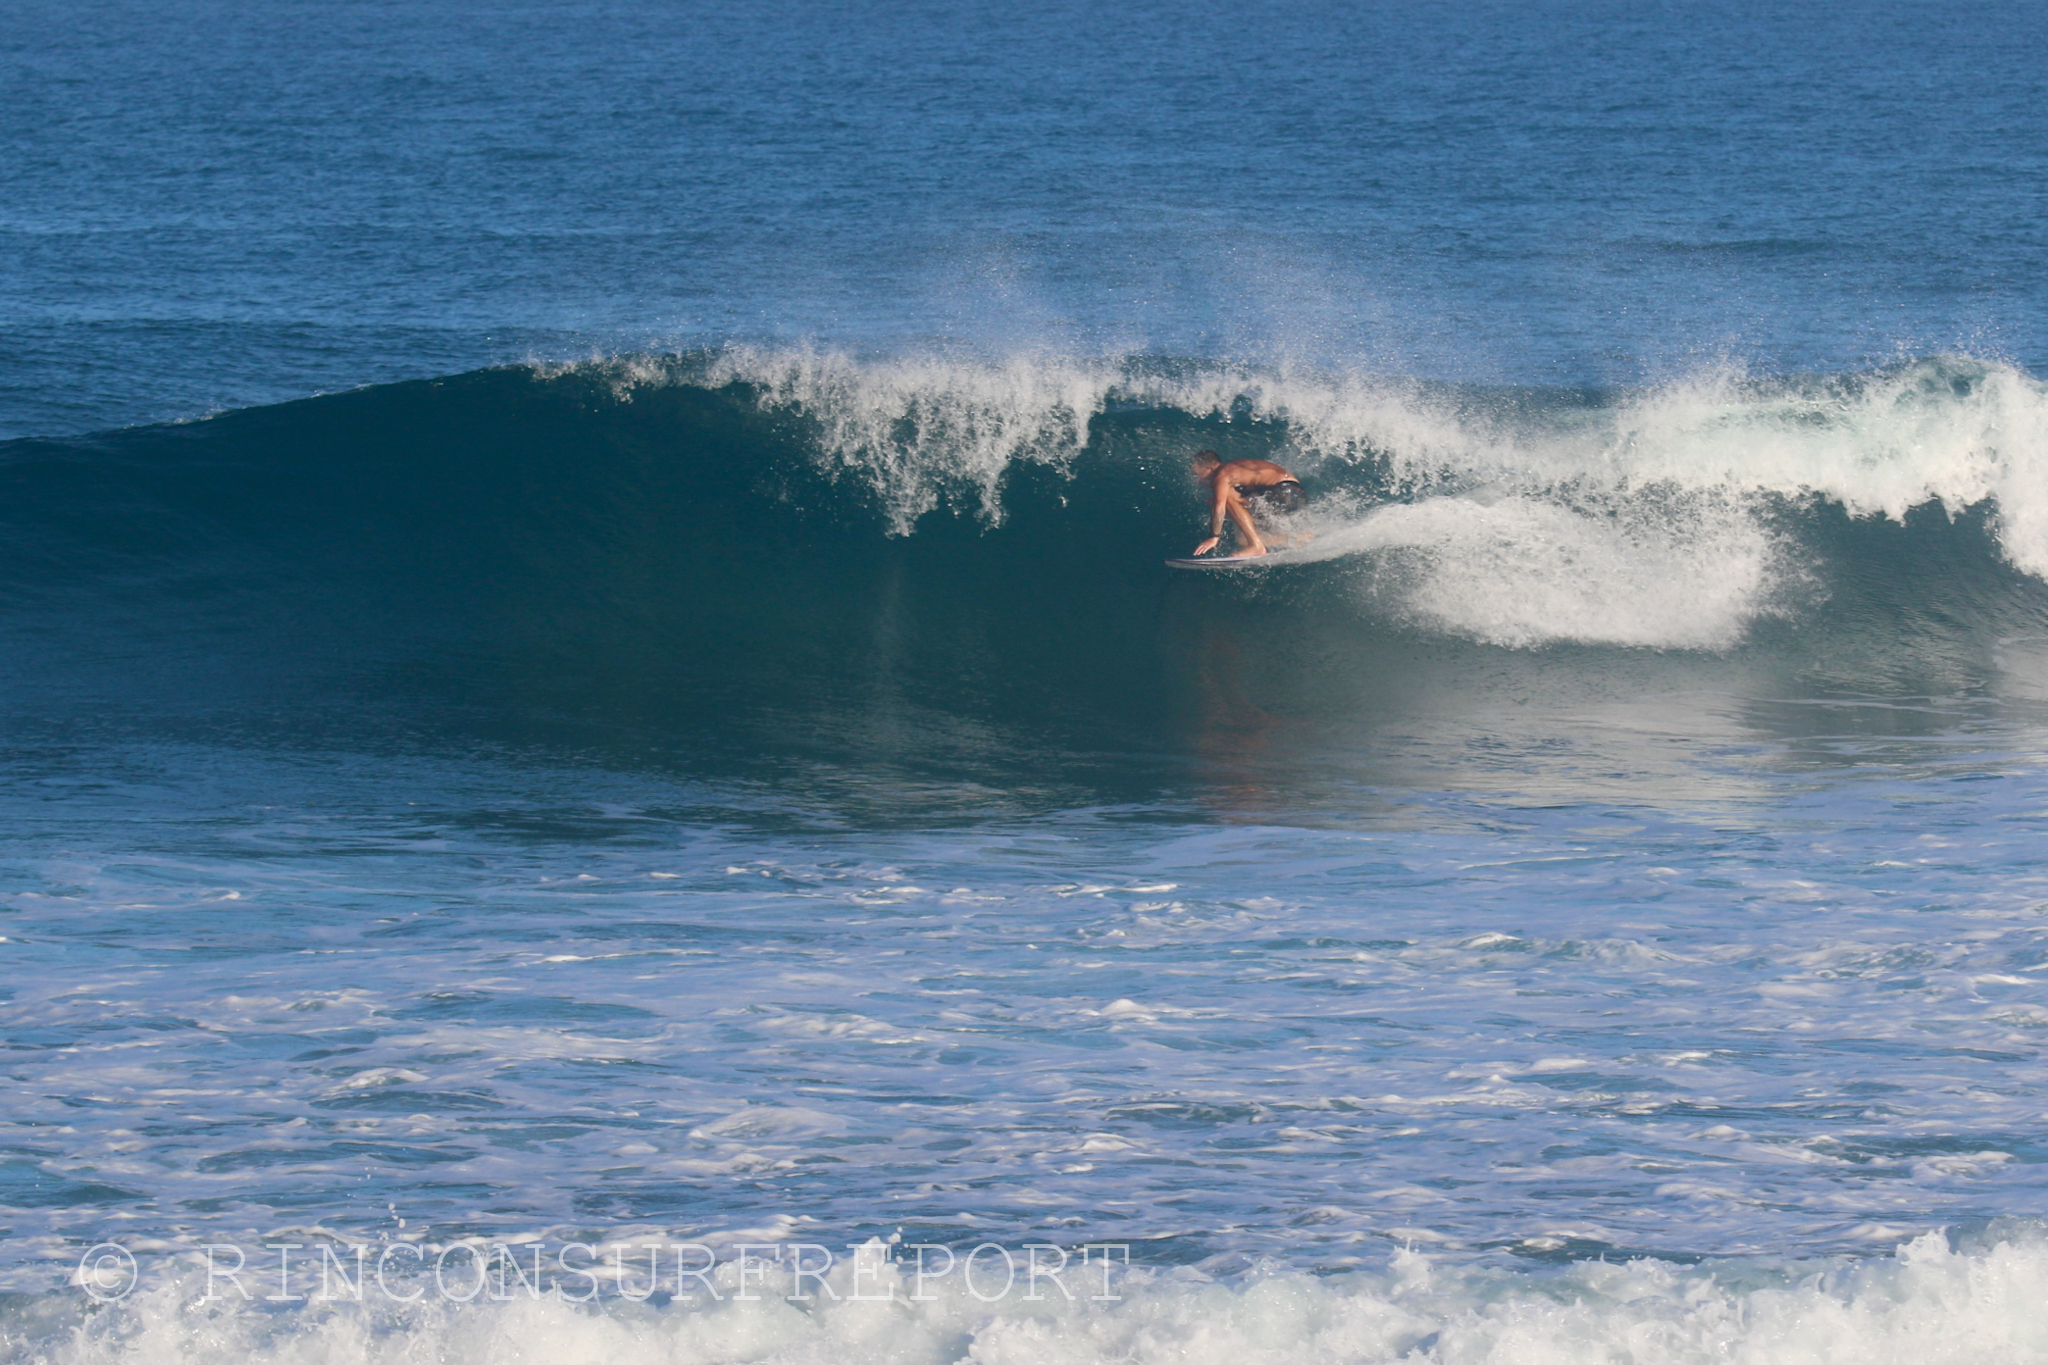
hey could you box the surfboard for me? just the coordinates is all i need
[1164,547,1316,570]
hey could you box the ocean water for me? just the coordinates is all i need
[7,2,2048,1362]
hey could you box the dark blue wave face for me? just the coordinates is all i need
[5,358,2046,812]
[3,0,2046,436]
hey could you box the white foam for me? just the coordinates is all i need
[27,1232,2048,1365]
[1296,494,1777,649]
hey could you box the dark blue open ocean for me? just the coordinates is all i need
[8,2,2048,1360]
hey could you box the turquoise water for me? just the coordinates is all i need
[7,3,2048,1361]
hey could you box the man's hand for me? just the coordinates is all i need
[1192,536,1220,557]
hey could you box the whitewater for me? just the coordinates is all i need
[8,0,2048,1361]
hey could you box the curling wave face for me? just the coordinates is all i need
[2,348,2045,760]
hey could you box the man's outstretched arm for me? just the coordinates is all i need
[1192,480,1237,555]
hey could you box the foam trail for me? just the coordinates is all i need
[24,1233,2048,1365]
[1294,495,1779,649]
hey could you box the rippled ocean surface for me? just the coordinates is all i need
[7,2,2048,1362]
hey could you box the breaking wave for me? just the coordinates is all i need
[523,346,2048,650]
[2,347,2044,746]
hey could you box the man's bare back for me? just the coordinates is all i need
[1189,450,1309,558]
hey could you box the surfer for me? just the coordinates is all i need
[1189,450,1309,558]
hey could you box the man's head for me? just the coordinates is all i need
[1191,450,1221,480]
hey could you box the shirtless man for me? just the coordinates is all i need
[1189,450,1309,558]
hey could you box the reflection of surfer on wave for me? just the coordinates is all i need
[1189,450,1314,559]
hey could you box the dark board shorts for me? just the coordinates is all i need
[1242,479,1307,515]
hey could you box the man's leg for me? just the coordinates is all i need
[1225,493,1268,556]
